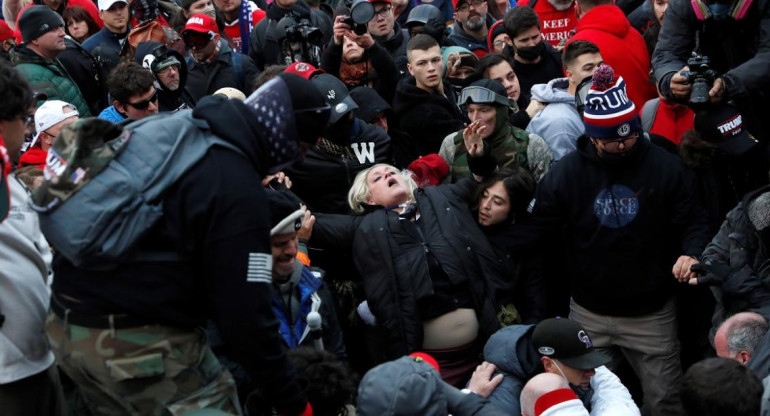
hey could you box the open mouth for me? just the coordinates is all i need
[387,177,398,187]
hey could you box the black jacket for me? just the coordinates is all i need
[509,136,711,316]
[285,118,392,214]
[375,23,409,74]
[82,27,128,73]
[392,76,465,163]
[58,37,109,115]
[186,41,259,101]
[248,0,332,70]
[50,97,307,415]
[651,0,770,136]
[312,177,505,361]
[134,41,196,112]
[321,41,400,105]
[504,43,562,103]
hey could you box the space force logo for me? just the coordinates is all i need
[593,184,638,228]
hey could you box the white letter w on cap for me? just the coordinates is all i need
[246,252,272,284]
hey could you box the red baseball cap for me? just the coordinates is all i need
[182,14,218,36]
[0,20,13,42]
[283,62,325,80]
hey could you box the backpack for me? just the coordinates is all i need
[31,110,242,270]
[640,98,659,133]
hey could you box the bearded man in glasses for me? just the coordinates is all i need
[98,61,159,122]
[505,64,711,416]
[182,13,258,102]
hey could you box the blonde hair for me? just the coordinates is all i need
[347,164,419,214]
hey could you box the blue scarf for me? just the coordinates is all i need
[238,0,254,54]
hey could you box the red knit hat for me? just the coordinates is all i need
[582,65,641,139]
[408,154,449,187]
[0,20,13,42]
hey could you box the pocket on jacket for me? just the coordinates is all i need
[106,352,165,382]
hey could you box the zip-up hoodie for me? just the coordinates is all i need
[527,77,583,161]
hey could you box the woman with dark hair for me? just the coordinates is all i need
[62,6,100,43]
[473,168,545,324]
[474,53,544,130]
[321,15,400,104]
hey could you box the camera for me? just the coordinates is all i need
[684,53,718,106]
[339,0,374,35]
[277,13,323,67]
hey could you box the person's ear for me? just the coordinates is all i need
[738,350,751,365]
[114,100,128,116]
[407,62,414,77]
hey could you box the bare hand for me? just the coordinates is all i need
[670,66,692,100]
[262,171,292,189]
[349,32,375,49]
[525,99,545,119]
[297,209,315,241]
[445,52,462,78]
[709,77,726,103]
[673,255,698,283]
[333,15,351,45]
[466,362,503,398]
[463,120,486,157]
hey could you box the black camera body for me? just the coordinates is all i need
[341,16,368,35]
[277,12,323,67]
[684,53,718,106]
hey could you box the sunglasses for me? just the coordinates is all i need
[127,90,158,110]
[183,32,213,48]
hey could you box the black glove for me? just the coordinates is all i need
[423,17,448,45]
[690,262,732,286]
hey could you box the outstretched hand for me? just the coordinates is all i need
[466,361,503,398]
[463,120,486,157]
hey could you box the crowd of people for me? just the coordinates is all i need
[0,0,769,413]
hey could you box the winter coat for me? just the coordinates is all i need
[566,5,656,111]
[50,95,308,415]
[247,0,332,70]
[392,76,465,161]
[10,46,92,117]
[527,77,584,161]
[700,185,770,329]
[82,27,128,73]
[640,97,693,145]
[222,0,266,55]
[284,118,392,214]
[312,178,506,361]
[517,0,578,46]
[651,0,770,138]
[98,105,126,123]
[58,37,109,115]
[271,263,347,360]
[18,146,46,169]
[375,22,409,74]
[446,15,496,57]
[509,136,711,316]
[186,41,259,102]
[134,41,196,112]
[507,43,563,103]
[483,325,640,416]
[0,175,55,384]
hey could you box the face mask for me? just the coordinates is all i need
[324,116,354,144]
[515,41,545,61]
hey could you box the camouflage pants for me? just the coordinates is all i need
[46,312,242,416]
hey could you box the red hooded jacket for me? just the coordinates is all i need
[517,0,577,47]
[566,5,656,111]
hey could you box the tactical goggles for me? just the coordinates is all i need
[183,31,214,48]
[458,86,510,107]
[127,89,158,110]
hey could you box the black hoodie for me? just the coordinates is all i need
[134,41,197,112]
[51,97,308,415]
[509,136,711,316]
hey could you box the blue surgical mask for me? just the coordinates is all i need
[707,2,731,18]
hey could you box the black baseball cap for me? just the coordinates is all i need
[311,74,358,124]
[694,104,759,156]
[531,318,610,370]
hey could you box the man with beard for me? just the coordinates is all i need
[212,0,265,55]
[505,65,710,416]
[502,6,562,101]
[516,0,577,47]
[135,41,196,111]
[447,0,495,57]
[183,13,259,101]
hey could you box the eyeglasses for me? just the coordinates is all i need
[458,86,510,107]
[595,133,639,149]
[127,90,158,110]
[373,5,392,18]
[457,0,485,12]
[183,32,213,48]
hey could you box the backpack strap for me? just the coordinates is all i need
[640,98,660,133]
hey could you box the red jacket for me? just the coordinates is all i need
[566,5,656,111]
[517,0,577,47]
[14,0,103,44]
[645,98,694,145]
[18,146,47,169]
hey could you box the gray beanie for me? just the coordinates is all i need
[748,192,770,231]
[19,5,65,43]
